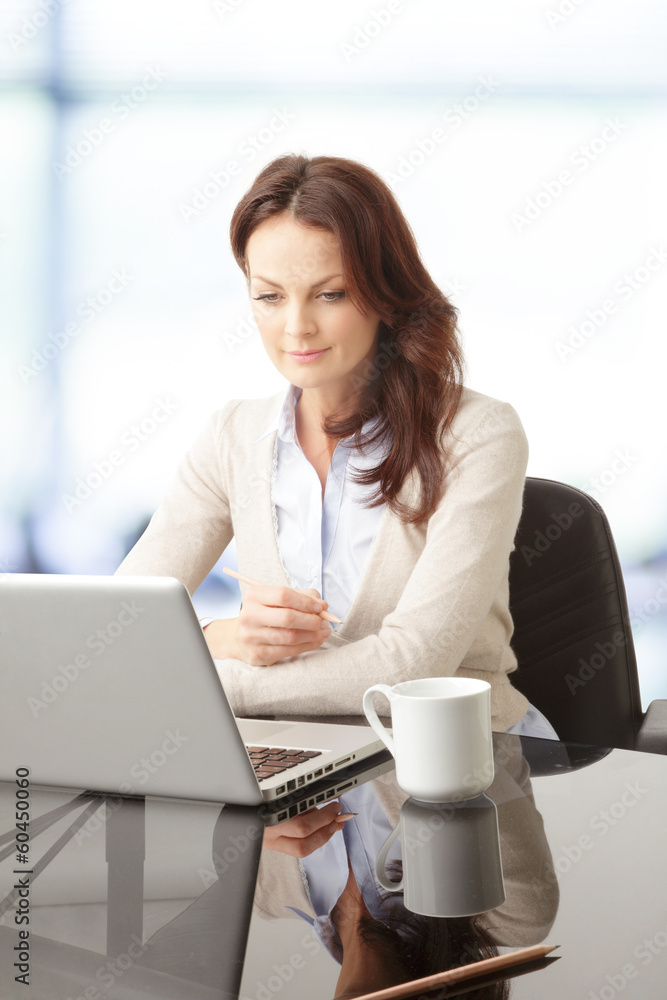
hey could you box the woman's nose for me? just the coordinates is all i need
[284,303,316,338]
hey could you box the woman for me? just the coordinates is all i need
[116,153,556,738]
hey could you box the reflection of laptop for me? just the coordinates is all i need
[0,574,385,805]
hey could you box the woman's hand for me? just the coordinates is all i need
[203,584,332,666]
[263,801,350,857]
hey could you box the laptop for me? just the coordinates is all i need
[0,574,385,805]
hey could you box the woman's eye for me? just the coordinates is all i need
[253,291,346,304]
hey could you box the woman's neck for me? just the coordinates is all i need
[295,384,361,435]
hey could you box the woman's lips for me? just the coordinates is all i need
[286,349,329,363]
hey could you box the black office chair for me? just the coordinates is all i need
[508,477,667,754]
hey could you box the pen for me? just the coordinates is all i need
[350,945,560,999]
[222,567,342,623]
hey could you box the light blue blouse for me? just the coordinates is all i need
[286,781,406,961]
[260,383,388,625]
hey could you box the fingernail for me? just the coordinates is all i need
[312,602,324,612]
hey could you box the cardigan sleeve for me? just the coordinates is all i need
[115,403,237,595]
[216,400,529,721]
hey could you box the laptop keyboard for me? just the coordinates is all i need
[246,746,323,782]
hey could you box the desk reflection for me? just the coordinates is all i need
[255,734,559,999]
[0,791,261,998]
[0,736,559,1000]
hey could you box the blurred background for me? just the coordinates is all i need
[1,0,665,705]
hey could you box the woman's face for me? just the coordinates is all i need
[245,213,381,410]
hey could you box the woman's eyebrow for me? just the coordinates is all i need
[250,272,343,289]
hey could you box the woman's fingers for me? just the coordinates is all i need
[240,621,329,647]
[243,586,329,630]
[263,802,349,857]
[249,584,327,616]
[235,584,333,665]
[240,636,329,667]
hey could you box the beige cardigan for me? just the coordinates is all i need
[116,385,530,731]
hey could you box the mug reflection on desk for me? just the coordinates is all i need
[375,795,506,918]
[330,797,507,999]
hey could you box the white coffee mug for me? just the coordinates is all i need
[362,677,494,801]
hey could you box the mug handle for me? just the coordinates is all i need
[374,823,403,892]
[362,684,395,756]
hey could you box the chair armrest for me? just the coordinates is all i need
[635,700,667,755]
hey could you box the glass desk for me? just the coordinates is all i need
[1,732,666,999]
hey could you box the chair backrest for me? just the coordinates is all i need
[508,477,643,749]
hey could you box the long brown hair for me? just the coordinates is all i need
[229,154,465,525]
